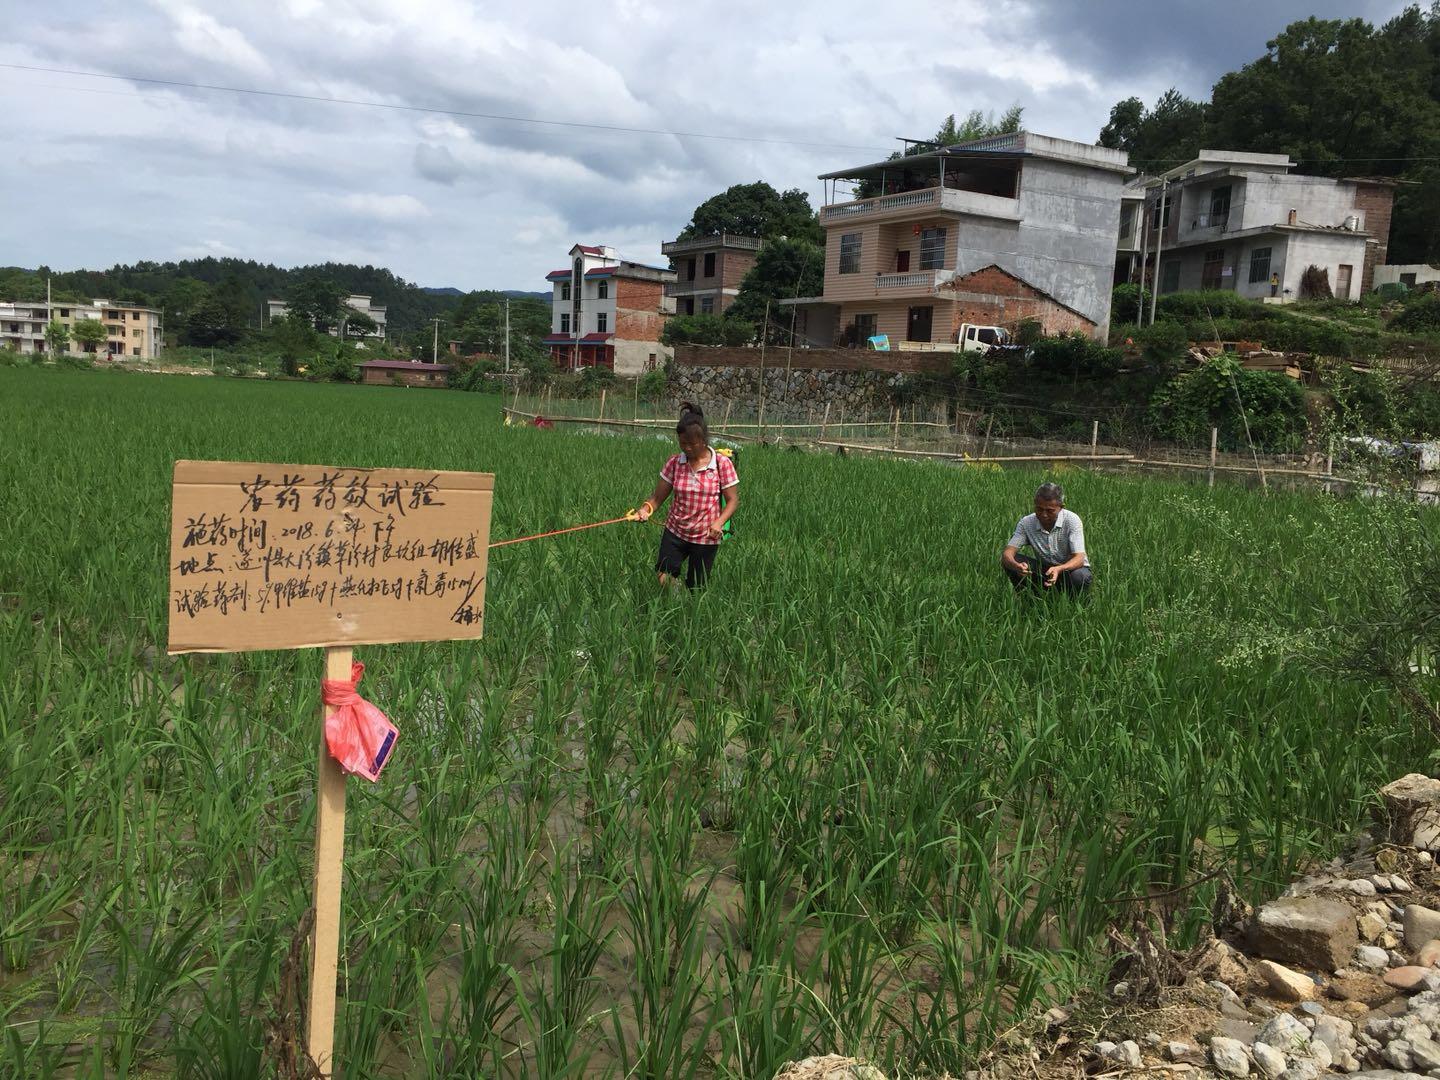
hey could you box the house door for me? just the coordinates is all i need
[1336,264,1353,300]
[1201,249,1224,290]
[907,305,932,342]
[895,250,910,273]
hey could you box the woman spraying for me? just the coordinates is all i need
[635,403,739,588]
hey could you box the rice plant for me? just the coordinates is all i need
[0,365,1433,1075]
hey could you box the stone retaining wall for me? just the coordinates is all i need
[670,345,950,421]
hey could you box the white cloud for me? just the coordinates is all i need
[157,1,273,77]
[4,0,1405,294]
[337,193,432,221]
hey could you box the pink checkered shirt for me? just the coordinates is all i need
[661,449,738,544]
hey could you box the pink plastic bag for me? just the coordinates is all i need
[321,662,398,782]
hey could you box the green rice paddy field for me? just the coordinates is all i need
[0,367,1431,1078]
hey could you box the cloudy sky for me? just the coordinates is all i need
[0,0,1413,291]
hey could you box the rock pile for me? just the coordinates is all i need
[773,776,1440,1080]
[1012,775,1440,1080]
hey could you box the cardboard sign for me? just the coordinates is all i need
[167,460,494,654]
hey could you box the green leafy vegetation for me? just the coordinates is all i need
[1098,8,1440,264]
[4,366,1431,1075]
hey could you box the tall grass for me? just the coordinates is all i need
[0,367,1430,1075]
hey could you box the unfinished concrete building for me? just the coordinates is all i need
[786,132,1130,346]
[1119,150,1396,301]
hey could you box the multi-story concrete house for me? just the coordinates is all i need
[0,300,50,354]
[787,132,1130,347]
[659,233,763,316]
[1123,150,1396,301]
[266,294,388,339]
[2,298,163,359]
[542,244,676,374]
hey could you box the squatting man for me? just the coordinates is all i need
[1000,482,1093,593]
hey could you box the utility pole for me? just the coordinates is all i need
[1148,178,1169,328]
[430,318,440,364]
[503,298,510,374]
[1135,196,1150,328]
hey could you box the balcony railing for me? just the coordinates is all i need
[875,269,953,291]
[660,233,764,256]
[822,186,1021,224]
[824,188,938,221]
[1188,210,1230,231]
[665,282,725,297]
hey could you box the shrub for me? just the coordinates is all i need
[578,364,617,397]
[1014,318,1044,347]
[309,350,359,383]
[1111,283,1151,324]
[637,368,667,402]
[1156,289,1267,322]
[662,314,752,347]
[1391,293,1440,335]
[1148,354,1306,451]
[1134,320,1190,376]
[520,351,558,390]
[1026,333,1123,379]
[451,358,502,392]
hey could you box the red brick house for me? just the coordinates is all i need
[543,244,676,374]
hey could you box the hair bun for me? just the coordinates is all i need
[678,401,703,418]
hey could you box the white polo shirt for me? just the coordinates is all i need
[1008,509,1089,567]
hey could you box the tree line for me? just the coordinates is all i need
[1099,6,1440,263]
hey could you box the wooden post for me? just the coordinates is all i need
[981,414,994,459]
[633,377,639,421]
[598,388,606,423]
[723,399,732,432]
[1209,426,1218,490]
[821,401,831,439]
[307,645,353,1077]
[892,406,900,449]
[1091,420,1099,457]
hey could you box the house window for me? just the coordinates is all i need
[853,313,877,343]
[597,313,608,332]
[1248,247,1272,284]
[1160,259,1181,293]
[1119,206,1133,240]
[597,280,608,299]
[682,297,695,315]
[1152,199,1171,230]
[648,353,657,369]
[132,347,140,356]
[686,258,697,281]
[58,308,69,317]
[131,311,140,320]
[1209,185,1232,224]
[700,296,714,315]
[561,282,571,300]
[1402,273,1418,287]
[839,233,862,274]
[560,313,571,333]
[919,227,946,270]
[703,252,716,277]
[132,329,142,338]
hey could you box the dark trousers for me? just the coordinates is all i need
[657,528,718,589]
[1004,553,1093,594]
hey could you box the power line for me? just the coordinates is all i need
[0,62,894,156]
